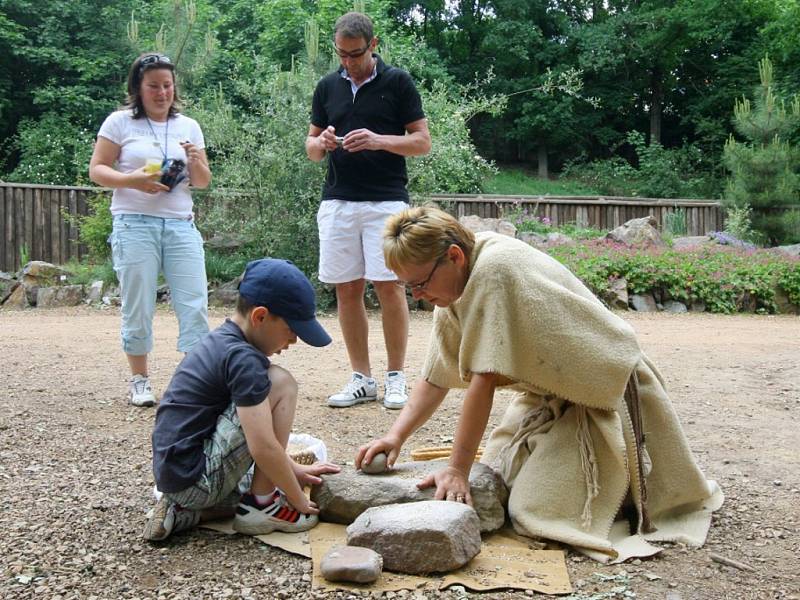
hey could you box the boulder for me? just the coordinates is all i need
[517,231,547,247]
[630,293,659,312]
[0,271,14,303]
[671,236,713,250]
[689,300,706,313]
[86,280,105,304]
[773,243,800,258]
[19,261,69,287]
[606,216,665,248]
[321,545,383,583]
[209,276,242,307]
[36,285,85,308]
[601,277,629,310]
[311,461,507,533]
[346,501,481,574]
[774,288,799,315]
[459,215,517,238]
[545,232,575,246]
[663,300,688,313]
[1,283,29,310]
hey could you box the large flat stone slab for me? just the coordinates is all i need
[346,501,481,574]
[310,461,507,532]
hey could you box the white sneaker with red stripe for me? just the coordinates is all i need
[232,490,318,535]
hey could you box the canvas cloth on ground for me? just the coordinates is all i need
[422,232,723,562]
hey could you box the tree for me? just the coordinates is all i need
[723,57,800,244]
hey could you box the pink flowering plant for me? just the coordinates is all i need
[546,240,800,314]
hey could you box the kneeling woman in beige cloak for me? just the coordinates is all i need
[356,206,722,562]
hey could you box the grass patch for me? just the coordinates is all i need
[483,167,600,196]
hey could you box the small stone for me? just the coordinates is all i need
[362,452,388,475]
[321,546,383,583]
[773,480,782,486]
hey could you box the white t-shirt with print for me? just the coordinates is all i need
[97,109,205,219]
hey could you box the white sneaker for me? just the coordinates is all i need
[327,372,377,408]
[129,374,157,407]
[383,371,408,410]
[233,491,318,535]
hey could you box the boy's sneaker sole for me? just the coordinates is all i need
[327,393,378,408]
[232,512,319,535]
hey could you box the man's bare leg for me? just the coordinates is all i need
[335,279,371,376]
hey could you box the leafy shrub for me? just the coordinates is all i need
[6,113,95,185]
[504,204,605,239]
[547,240,800,314]
[562,132,717,199]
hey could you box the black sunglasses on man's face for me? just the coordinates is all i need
[333,43,371,59]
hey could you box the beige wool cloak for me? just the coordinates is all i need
[422,232,722,561]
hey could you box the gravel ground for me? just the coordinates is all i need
[0,307,798,600]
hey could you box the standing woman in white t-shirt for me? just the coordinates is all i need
[89,53,212,407]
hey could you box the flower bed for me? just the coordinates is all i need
[546,240,800,314]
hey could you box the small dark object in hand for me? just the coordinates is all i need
[160,158,187,191]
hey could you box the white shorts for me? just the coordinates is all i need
[317,199,409,284]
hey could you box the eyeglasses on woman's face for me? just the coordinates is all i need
[396,256,445,293]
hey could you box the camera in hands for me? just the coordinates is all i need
[335,136,345,148]
[159,158,188,191]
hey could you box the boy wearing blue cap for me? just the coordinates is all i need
[144,258,341,541]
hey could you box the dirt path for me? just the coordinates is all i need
[1,307,798,599]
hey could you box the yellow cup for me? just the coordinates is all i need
[144,158,162,174]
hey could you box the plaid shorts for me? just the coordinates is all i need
[165,402,254,510]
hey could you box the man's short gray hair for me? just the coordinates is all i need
[334,12,374,44]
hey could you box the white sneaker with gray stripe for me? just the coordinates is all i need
[327,372,378,408]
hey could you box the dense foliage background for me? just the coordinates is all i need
[1,0,799,269]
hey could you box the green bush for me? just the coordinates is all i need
[547,240,800,314]
[6,113,95,185]
[562,132,718,199]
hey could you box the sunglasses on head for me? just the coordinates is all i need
[139,54,172,72]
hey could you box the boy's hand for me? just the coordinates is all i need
[356,435,403,471]
[292,461,341,487]
[286,495,319,515]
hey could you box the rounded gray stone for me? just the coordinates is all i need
[361,452,388,474]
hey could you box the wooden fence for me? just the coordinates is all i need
[429,194,725,236]
[1,182,725,273]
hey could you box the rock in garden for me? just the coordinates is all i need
[321,545,383,583]
[36,285,85,308]
[86,280,105,303]
[606,216,665,247]
[1,283,29,310]
[601,277,629,310]
[517,231,547,247]
[671,235,713,250]
[459,215,517,238]
[663,300,687,313]
[19,261,69,286]
[630,293,658,312]
[209,276,243,307]
[311,461,507,532]
[346,500,481,574]
[361,452,388,474]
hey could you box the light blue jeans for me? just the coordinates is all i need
[110,214,209,355]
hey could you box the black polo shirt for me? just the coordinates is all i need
[311,54,425,203]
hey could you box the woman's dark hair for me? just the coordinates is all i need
[123,53,181,119]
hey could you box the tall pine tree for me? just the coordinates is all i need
[723,56,800,245]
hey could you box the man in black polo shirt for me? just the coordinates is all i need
[306,11,431,411]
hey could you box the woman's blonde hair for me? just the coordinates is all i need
[383,205,475,271]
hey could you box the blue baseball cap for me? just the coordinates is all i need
[238,259,331,347]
